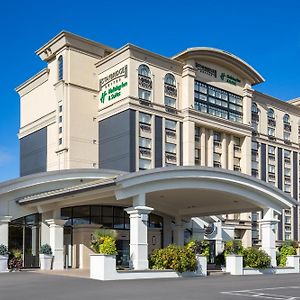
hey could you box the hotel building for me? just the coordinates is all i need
[0,31,298,270]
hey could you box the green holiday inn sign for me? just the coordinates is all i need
[99,65,128,104]
[220,72,241,86]
[100,81,128,103]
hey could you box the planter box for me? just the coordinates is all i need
[226,255,243,275]
[40,254,53,270]
[195,255,207,276]
[90,254,117,280]
[0,255,8,272]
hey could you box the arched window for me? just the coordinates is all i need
[58,56,63,80]
[283,114,290,124]
[164,73,177,109]
[164,73,176,86]
[138,64,152,102]
[138,64,151,77]
[251,103,258,114]
[267,108,275,119]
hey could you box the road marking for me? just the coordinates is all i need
[221,286,300,299]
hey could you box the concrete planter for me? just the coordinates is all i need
[0,255,8,272]
[39,254,53,270]
[90,254,117,280]
[195,255,207,276]
[225,255,243,275]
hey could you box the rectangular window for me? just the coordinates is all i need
[138,88,151,101]
[268,164,275,174]
[139,112,151,124]
[58,138,63,145]
[165,96,176,108]
[165,119,176,131]
[252,141,259,151]
[284,131,290,141]
[268,127,275,136]
[139,159,151,170]
[213,132,221,142]
[195,149,200,160]
[139,137,151,149]
[59,127,63,134]
[268,146,275,155]
[165,142,176,154]
[59,105,62,112]
[59,116,63,123]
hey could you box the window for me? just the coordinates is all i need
[139,88,151,101]
[195,127,200,142]
[267,108,275,119]
[139,112,151,124]
[284,131,290,141]
[284,150,291,160]
[165,96,176,108]
[58,55,63,80]
[59,116,63,123]
[213,132,221,142]
[252,141,259,151]
[138,64,151,77]
[59,105,62,112]
[268,127,275,137]
[59,127,62,134]
[58,138,63,145]
[165,73,176,86]
[139,137,151,149]
[268,146,275,156]
[165,143,176,154]
[283,114,290,124]
[165,119,176,131]
[139,158,151,170]
[252,103,258,114]
[268,164,275,174]
[194,80,243,123]
[195,149,200,162]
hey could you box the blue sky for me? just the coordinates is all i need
[0,0,299,182]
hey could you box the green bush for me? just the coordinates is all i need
[185,240,210,257]
[224,240,243,256]
[243,247,271,269]
[90,229,118,255]
[9,249,23,270]
[278,241,297,266]
[0,244,9,256]
[39,244,52,255]
[149,244,197,273]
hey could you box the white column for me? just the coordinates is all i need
[182,120,195,166]
[174,216,185,246]
[207,129,214,167]
[221,133,227,168]
[243,86,253,125]
[200,127,206,166]
[258,208,279,267]
[241,135,252,175]
[125,205,153,270]
[228,135,234,170]
[45,219,66,270]
[0,216,12,247]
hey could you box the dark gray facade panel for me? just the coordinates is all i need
[278,148,283,190]
[20,127,47,176]
[293,151,298,240]
[180,123,183,166]
[99,109,136,172]
[278,215,283,241]
[155,116,162,168]
[260,143,266,181]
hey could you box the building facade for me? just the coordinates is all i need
[0,31,298,270]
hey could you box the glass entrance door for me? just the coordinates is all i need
[64,227,72,268]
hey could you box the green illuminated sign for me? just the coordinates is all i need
[100,81,128,104]
[220,72,241,86]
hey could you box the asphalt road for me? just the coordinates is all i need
[1,272,300,300]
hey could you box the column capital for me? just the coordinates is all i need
[45,219,66,227]
[258,218,280,226]
[243,87,254,97]
[125,206,153,216]
[0,216,12,224]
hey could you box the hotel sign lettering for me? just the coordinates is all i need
[195,63,217,78]
[100,81,128,104]
[220,72,241,86]
[99,65,128,91]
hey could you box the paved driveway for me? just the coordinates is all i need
[1,272,300,300]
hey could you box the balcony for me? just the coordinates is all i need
[139,147,151,158]
[268,118,276,127]
[252,113,259,122]
[139,99,153,107]
[284,124,291,132]
[252,169,259,177]
[139,123,151,133]
[165,106,177,114]
[234,145,241,152]
[213,161,221,168]
[138,74,152,90]
[165,152,177,163]
[166,129,176,139]
[234,165,241,172]
[213,141,222,148]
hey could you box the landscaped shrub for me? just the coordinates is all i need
[90,229,118,255]
[185,240,210,257]
[224,240,243,256]
[215,251,225,266]
[9,249,23,271]
[278,241,297,266]
[0,244,9,256]
[39,244,52,255]
[243,247,271,269]
[149,244,197,273]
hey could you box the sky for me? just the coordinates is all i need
[0,0,299,182]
